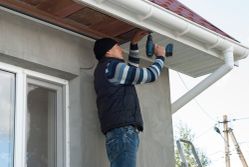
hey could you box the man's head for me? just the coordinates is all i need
[94,38,123,61]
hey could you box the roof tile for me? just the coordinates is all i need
[151,0,237,41]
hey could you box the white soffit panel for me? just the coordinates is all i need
[122,33,223,78]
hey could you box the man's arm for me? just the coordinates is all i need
[128,43,140,67]
[106,56,165,85]
[127,31,148,67]
[105,31,166,85]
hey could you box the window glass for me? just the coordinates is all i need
[26,84,56,167]
[0,70,15,167]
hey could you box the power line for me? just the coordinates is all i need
[210,156,225,163]
[177,72,191,90]
[207,150,224,157]
[239,141,249,145]
[176,72,217,122]
[232,117,249,121]
[194,125,214,140]
[195,100,217,122]
[209,156,225,164]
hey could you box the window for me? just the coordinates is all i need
[0,62,69,167]
[0,70,15,167]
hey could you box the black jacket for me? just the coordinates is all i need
[94,57,143,134]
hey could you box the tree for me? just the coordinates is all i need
[174,123,210,167]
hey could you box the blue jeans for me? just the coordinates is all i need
[105,126,140,167]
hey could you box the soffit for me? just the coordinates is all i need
[121,32,223,77]
[0,0,142,43]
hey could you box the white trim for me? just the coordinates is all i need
[25,71,70,167]
[0,61,23,73]
[65,83,70,167]
[22,72,27,167]
[0,62,26,167]
[0,62,70,167]
[15,72,26,167]
[24,69,68,85]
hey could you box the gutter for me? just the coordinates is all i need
[74,0,249,60]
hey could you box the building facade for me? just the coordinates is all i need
[0,8,174,167]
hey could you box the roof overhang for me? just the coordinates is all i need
[1,0,249,113]
[73,0,249,112]
[75,0,249,77]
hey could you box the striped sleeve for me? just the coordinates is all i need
[128,43,140,67]
[105,57,165,85]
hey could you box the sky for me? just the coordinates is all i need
[171,0,249,166]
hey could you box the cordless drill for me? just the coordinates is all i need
[146,34,173,57]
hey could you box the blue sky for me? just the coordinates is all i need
[172,0,249,166]
[0,135,12,167]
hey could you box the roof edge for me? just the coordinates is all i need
[74,0,249,60]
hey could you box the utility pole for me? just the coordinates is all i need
[229,128,248,167]
[223,115,231,167]
[218,115,249,167]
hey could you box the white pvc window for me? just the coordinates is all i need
[0,62,70,167]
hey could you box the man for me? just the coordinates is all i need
[93,31,166,167]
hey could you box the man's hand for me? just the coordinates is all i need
[131,30,148,44]
[154,44,165,57]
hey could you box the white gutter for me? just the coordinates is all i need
[74,0,249,60]
[172,47,234,113]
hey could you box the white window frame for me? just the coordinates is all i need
[0,62,70,167]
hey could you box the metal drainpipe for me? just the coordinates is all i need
[172,47,234,113]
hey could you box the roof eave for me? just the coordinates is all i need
[74,0,249,61]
